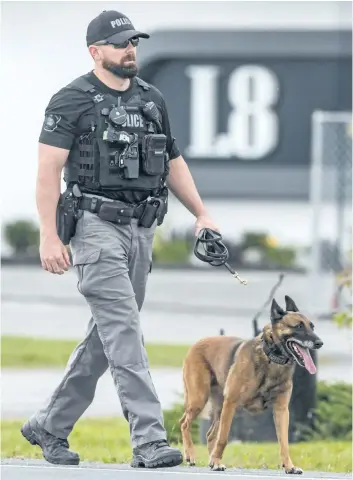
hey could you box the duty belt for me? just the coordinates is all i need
[79,195,145,225]
[79,194,167,228]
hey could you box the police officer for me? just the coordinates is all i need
[21,10,219,468]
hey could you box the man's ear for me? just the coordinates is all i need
[88,45,100,61]
[285,295,299,312]
[271,298,286,325]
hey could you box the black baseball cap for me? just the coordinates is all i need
[86,10,150,46]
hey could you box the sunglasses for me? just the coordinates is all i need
[94,37,140,49]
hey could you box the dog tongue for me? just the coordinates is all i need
[297,345,317,374]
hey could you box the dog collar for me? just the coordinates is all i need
[262,337,291,365]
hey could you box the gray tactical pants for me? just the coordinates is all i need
[33,204,167,447]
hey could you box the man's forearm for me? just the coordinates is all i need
[166,155,208,218]
[36,164,61,238]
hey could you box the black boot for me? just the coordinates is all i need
[131,439,183,468]
[21,419,80,465]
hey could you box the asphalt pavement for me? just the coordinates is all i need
[1,367,183,419]
[1,459,350,480]
[0,265,336,317]
[2,267,351,359]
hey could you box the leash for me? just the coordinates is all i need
[193,228,247,285]
[252,272,285,336]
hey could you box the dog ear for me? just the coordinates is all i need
[271,298,286,324]
[285,295,299,312]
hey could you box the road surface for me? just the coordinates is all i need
[2,267,351,360]
[1,459,350,480]
[1,367,183,419]
[1,266,336,316]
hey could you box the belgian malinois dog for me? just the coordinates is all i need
[179,295,323,473]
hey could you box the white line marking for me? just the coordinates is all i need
[0,464,342,480]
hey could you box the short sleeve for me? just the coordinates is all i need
[160,97,181,160]
[149,83,181,161]
[38,87,93,150]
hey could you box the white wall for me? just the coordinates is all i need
[0,1,351,246]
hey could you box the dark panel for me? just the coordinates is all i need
[150,58,351,166]
[138,30,352,200]
[138,30,352,64]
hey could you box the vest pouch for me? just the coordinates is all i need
[107,132,140,180]
[141,134,167,176]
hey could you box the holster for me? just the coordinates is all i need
[138,187,168,228]
[56,187,81,245]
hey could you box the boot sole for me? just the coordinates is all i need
[21,423,80,466]
[131,452,183,469]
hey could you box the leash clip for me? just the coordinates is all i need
[194,228,248,286]
[232,271,248,285]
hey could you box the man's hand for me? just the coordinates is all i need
[195,214,220,237]
[40,234,71,274]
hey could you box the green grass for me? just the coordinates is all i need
[1,418,351,472]
[1,336,190,369]
[1,335,339,369]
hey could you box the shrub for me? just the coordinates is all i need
[308,381,352,441]
[263,245,297,268]
[333,263,352,328]
[3,220,39,255]
[152,227,193,264]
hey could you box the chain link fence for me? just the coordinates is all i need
[308,110,352,318]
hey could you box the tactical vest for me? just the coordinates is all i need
[63,76,169,195]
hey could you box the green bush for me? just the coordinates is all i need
[334,312,352,328]
[263,245,297,268]
[242,232,269,249]
[3,220,39,255]
[309,381,352,441]
[150,227,299,269]
[152,227,193,264]
[153,238,191,264]
[333,265,352,328]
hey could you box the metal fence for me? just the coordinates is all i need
[308,110,352,318]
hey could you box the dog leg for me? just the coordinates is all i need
[180,361,210,466]
[209,397,237,471]
[206,387,223,455]
[180,402,207,466]
[273,391,303,475]
[206,418,220,455]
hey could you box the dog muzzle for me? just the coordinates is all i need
[284,338,317,375]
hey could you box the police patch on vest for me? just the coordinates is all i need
[43,114,61,132]
[121,113,145,129]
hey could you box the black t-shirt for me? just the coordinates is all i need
[39,71,180,203]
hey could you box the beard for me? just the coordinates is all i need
[102,54,138,79]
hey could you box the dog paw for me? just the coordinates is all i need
[209,463,227,471]
[284,466,303,475]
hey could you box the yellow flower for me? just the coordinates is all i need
[264,236,278,248]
